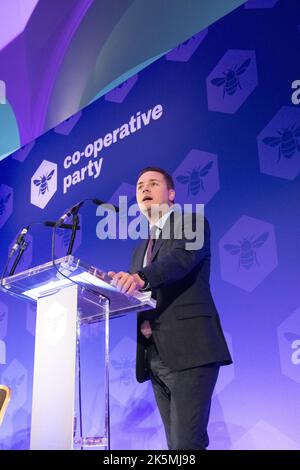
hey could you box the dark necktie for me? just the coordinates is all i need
[141,225,158,338]
[145,225,158,266]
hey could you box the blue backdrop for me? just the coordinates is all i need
[0,0,300,450]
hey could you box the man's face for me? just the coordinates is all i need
[136,171,175,217]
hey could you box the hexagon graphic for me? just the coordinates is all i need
[219,215,278,292]
[0,300,8,340]
[110,336,143,406]
[166,29,208,62]
[231,420,299,450]
[30,160,57,209]
[55,213,82,258]
[173,149,219,205]
[0,184,13,228]
[124,405,166,451]
[1,359,27,416]
[245,0,279,8]
[213,332,234,395]
[109,182,136,208]
[258,106,300,180]
[12,141,35,162]
[277,307,300,385]
[0,339,5,364]
[105,74,138,103]
[26,302,36,336]
[54,111,82,135]
[207,50,258,114]
[44,301,67,346]
[8,233,33,275]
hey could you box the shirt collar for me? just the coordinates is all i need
[149,207,174,232]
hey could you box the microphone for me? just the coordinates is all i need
[44,221,80,230]
[92,198,119,212]
[55,198,118,228]
[55,201,84,227]
[8,226,30,258]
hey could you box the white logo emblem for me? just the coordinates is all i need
[44,302,67,346]
[31,160,57,209]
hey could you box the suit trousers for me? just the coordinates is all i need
[148,341,219,450]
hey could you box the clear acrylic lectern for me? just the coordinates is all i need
[1,255,156,450]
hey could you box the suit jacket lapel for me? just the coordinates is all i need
[133,211,175,268]
[134,239,148,270]
[151,211,175,262]
[151,238,163,262]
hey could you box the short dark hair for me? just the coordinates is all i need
[137,166,174,190]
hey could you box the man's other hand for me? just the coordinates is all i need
[107,271,145,295]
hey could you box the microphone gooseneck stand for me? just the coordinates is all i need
[67,212,80,256]
[8,238,28,276]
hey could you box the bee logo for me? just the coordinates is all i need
[0,193,11,216]
[176,161,213,196]
[224,231,269,270]
[211,58,251,98]
[262,123,300,162]
[111,356,135,386]
[33,169,55,196]
[46,310,65,332]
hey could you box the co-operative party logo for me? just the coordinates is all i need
[30,160,57,209]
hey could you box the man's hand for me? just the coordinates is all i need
[140,320,152,338]
[108,271,145,295]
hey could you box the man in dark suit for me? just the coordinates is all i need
[108,167,232,450]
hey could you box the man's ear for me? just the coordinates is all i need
[169,189,175,202]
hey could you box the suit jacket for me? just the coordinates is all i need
[130,211,232,383]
